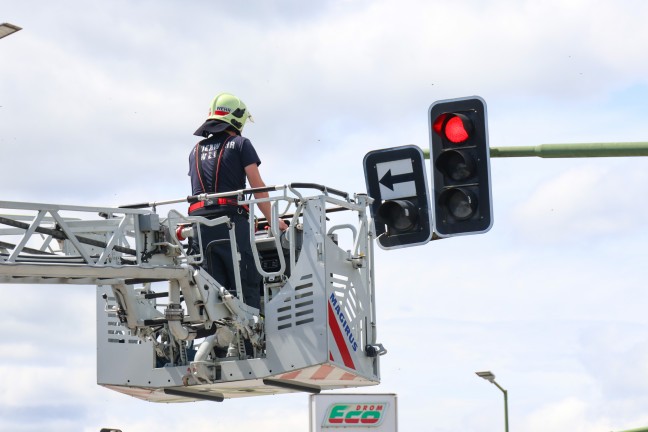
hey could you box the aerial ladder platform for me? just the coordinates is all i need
[0,183,385,403]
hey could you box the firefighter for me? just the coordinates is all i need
[188,93,288,310]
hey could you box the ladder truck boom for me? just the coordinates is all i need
[0,184,385,403]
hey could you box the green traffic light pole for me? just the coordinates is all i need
[423,142,648,159]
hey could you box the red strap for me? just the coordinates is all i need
[188,197,245,214]
[188,201,205,213]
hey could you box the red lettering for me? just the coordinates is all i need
[361,411,381,424]
[344,411,361,424]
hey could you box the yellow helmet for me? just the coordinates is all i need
[194,93,253,137]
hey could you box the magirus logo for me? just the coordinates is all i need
[322,402,387,427]
[329,293,359,352]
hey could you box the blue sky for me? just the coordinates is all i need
[1,1,648,431]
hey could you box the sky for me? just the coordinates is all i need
[1,0,648,431]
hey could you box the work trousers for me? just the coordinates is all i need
[196,208,261,310]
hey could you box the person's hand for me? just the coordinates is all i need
[276,219,289,232]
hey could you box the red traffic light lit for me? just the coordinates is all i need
[428,96,492,237]
[432,113,473,144]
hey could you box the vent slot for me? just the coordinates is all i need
[274,274,316,331]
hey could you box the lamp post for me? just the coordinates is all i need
[0,23,22,40]
[476,370,509,432]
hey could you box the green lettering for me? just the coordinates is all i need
[328,405,347,424]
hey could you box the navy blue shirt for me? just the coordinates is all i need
[188,132,261,196]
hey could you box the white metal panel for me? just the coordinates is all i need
[310,393,398,431]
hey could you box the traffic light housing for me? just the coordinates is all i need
[375,197,428,249]
[363,145,432,250]
[429,96,493,237]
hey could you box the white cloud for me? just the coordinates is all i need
[510,160,648,243]
[523,398,607,432]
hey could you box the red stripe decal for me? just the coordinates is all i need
[327,303,356,370]
[280,370,301,380]
[311,365,335,380]
[340,372,357,381]
[329,351,334,361]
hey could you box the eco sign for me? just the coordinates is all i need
[322,403,388,427]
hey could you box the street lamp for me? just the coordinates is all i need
[476,370,509,432]
[0,23,22,40]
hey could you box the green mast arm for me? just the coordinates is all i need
[423,142,648,159]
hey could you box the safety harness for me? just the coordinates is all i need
[189,136,249,214]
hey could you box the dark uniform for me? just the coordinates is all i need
[188,131,263,309]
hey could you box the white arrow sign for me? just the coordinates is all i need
[376,158,416,200]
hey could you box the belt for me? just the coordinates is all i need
[188,197,248,214]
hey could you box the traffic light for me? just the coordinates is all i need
[375,197,428,249]
[363,145,432,249]
[429,96,492,237]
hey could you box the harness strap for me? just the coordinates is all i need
[213,136,233,194]
[189,197,248,214]
[194,136,234,196]
[194,142,207,193]
[191,136,251,214]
